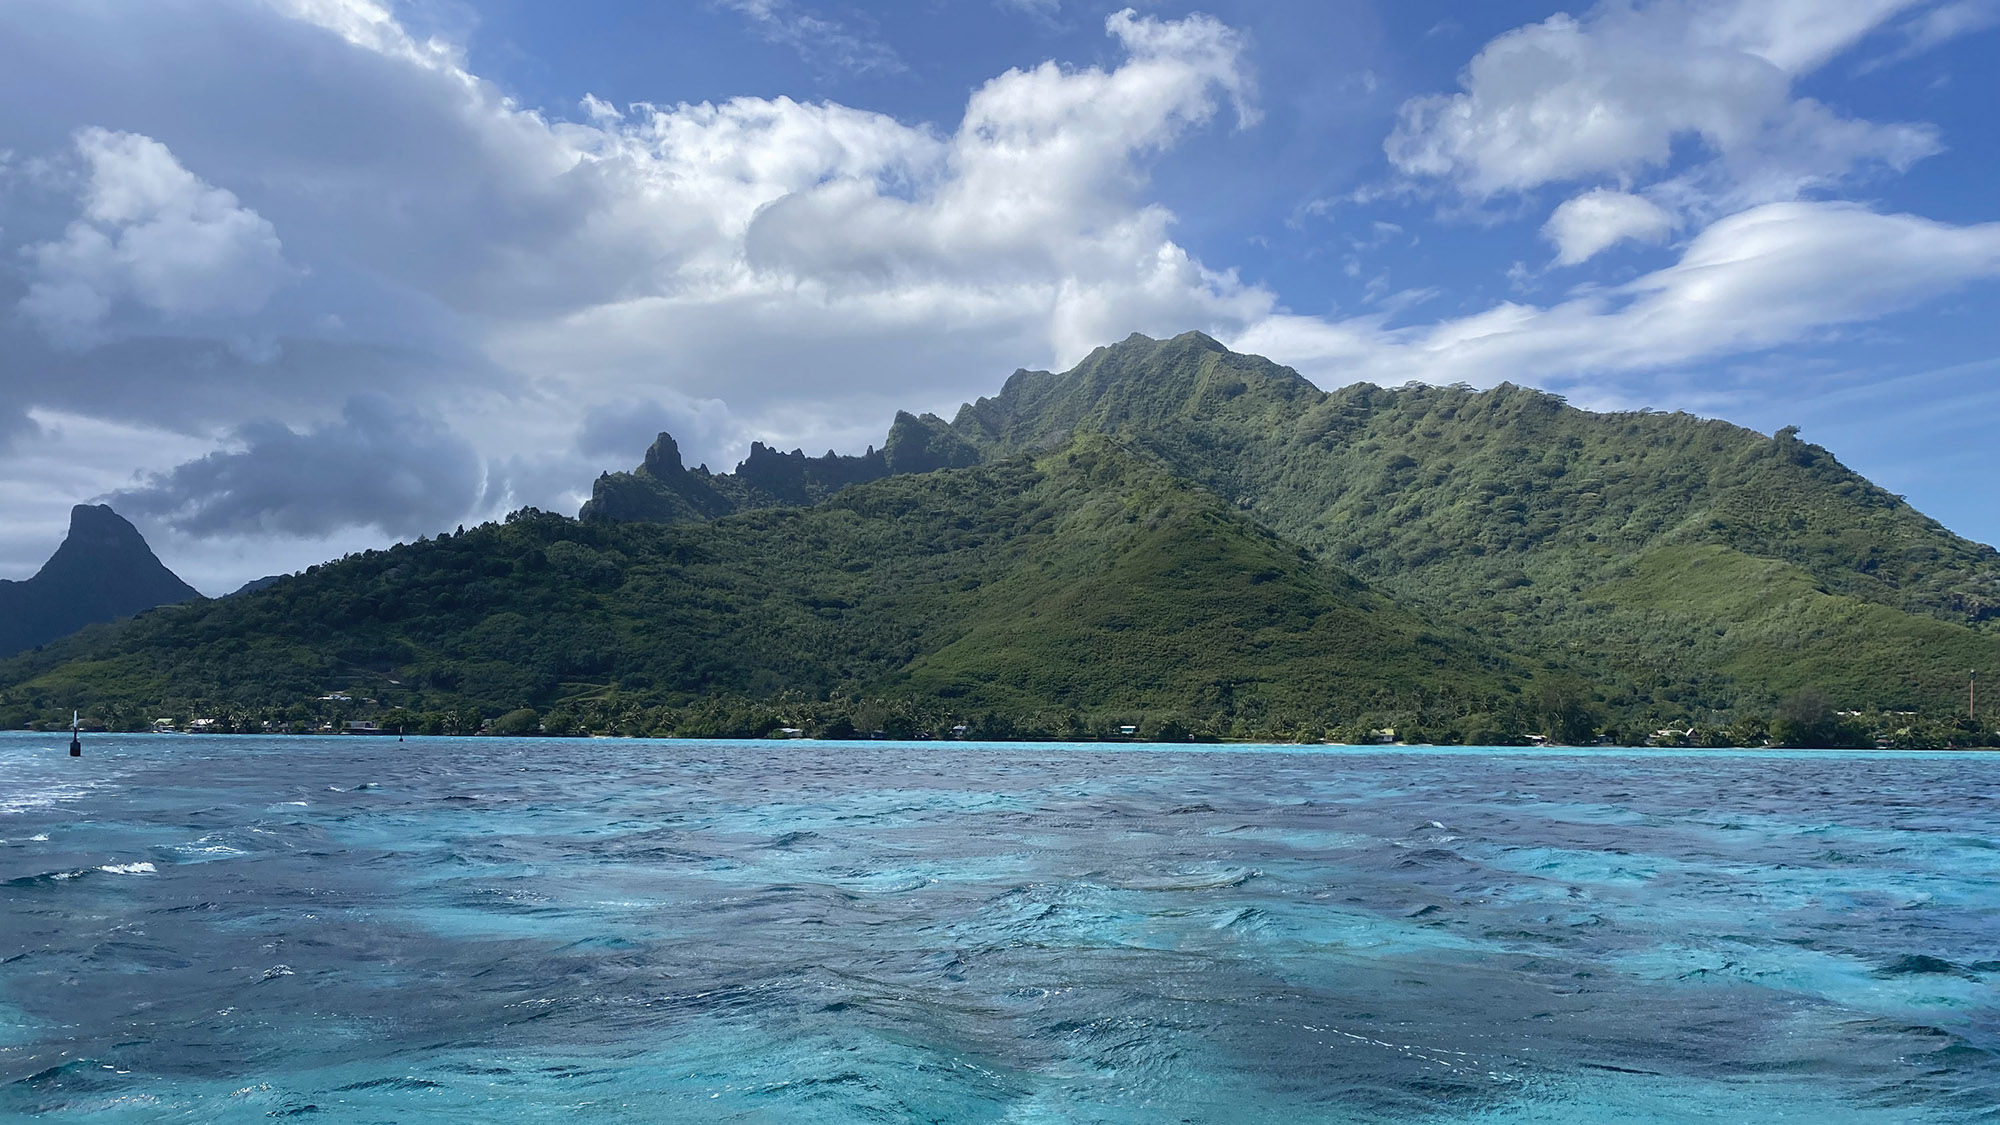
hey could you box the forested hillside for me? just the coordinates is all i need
[953,332,2000,625]
[937,333,2000,719]
[0,440,1516,740]
[6,333,1997,746]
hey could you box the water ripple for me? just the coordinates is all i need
[0,734,1995,1121]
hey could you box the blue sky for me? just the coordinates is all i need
[0,0,1996,591]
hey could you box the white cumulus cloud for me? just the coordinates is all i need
[19,128,298,347]
[481,6,1270,413]
[0,0,1276,566]
[1543,189,1678,265]
[1385,0,1938,208]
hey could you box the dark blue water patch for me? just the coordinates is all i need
[1,734,1996,1121]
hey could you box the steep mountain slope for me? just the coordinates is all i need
[0,439,1512,732]
[952,332,1320,456]
[564,331,2000,721]
[880,439,1510,718]
[937,332,2000,713]
[1583,545,1997,713]
[952,332,2000,620]
[0,505,201,658]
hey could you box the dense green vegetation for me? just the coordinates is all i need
[944,332,2000,723]
[6,332,1998,746]
[1579,545,2000,713]
[2,440,1527,740]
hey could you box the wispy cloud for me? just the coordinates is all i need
[1860,0,2000,71]
[996,0,1063,28]
[714,0,904,76]
[1237,202,2000,392]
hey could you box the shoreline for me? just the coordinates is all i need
[4,729,1995,755]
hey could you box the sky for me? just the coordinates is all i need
[0,0,1996,593]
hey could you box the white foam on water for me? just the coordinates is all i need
[1117,866,1260,891]
[98,861,157,875]
[1,748,136,817]
[173,839,248,862]
[2,780,100,816]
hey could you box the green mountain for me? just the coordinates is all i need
[935,332,2000,716]
[5,331,1997,743]
[0,439,1515,738]
[0,505,201,659]
[572,331,2000,723]
[954,332,1999,615]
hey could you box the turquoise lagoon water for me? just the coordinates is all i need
[1,733,1995,1122]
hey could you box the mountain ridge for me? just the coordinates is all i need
[580,411,978,523]
[944,332,1999,626]
[588,332,2000,630]
[3,333,1996,742]
[0,437,1520,738]
[568,330,2000,720]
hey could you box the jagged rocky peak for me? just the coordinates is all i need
[582,429,733,524]
[735,439,888,503]
[640,432,686,477]
[582,406,1003,525]
[882,410,981,475]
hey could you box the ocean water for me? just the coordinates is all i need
[1,734,1995,1123]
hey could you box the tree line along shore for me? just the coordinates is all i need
[23,689,1997,750]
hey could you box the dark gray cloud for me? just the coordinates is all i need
[0,322,502,438]
[110,394,484,538]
